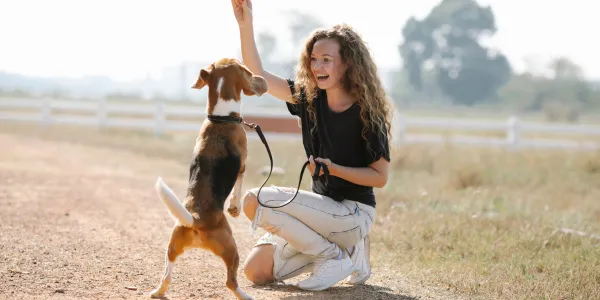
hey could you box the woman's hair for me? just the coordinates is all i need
[291,23,394,153]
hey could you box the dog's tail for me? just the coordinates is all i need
[155,177,194,227]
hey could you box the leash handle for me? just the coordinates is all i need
[243,121,328,208]
[312,159,329,181]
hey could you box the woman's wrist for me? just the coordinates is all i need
[328,162,338,177]
[238,22,254,31]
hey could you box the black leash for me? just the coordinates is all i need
[207,114,328,209]
[242,121,328,208]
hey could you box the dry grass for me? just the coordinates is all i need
[375,145,600,300]
[2,121,599,300]
[406,127,600,144]
[583,153,600,174]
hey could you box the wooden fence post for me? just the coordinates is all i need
[392,111,405,146]
[507,116,520,148]
[40,98,52,126]
[97,98,107,129]
[155,100,166,136]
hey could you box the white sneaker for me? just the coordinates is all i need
[296,255,354,291]
[345,234,371,284]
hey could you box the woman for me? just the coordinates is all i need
[231,0,393,292]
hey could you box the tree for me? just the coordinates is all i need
[548,57,584,80]
[541,57,593,109]
[497,57,597,120]
[399,0,512,106]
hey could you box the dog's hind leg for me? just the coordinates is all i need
[149,226,190,298]
[207,225,254,300]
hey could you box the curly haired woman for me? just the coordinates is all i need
[231,0,393,291]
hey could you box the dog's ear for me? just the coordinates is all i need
[241,67,268,96]
[191,68,211,90]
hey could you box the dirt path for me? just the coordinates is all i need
[0,132,461,300]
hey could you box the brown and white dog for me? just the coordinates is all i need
[150,58,268,300]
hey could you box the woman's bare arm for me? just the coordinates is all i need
[312,156,390,188]
[234,0,294,103]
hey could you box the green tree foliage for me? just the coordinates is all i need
[546,57,593,105]
[497,57,598,121]
[399,0,512,106]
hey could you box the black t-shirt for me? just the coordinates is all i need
[285,79,390,208]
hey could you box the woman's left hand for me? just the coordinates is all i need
[309,155,333,176]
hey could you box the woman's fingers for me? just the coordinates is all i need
[232,0,252,25]
[314,157,328,166]
[310,156,328,176]
[309,155,322,176]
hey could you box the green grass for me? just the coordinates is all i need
[1,121,599,300]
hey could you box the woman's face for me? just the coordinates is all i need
[310,38,347,90]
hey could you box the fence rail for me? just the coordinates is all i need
[1,97,599,150]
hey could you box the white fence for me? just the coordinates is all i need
[1,97,600,151]
[0,97,303,141]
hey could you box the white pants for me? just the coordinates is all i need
[247,186,376,281]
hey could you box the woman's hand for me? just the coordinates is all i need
[231,0,253,28]
[309,155,332,176]
[309,156,389,188]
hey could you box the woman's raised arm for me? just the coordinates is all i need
[232,0,295,103]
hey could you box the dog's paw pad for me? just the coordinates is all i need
[227,206,240,218]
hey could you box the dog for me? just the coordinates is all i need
[150,58,268,300]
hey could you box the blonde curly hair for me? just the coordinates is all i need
[290,23,394,154]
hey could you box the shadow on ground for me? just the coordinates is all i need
[251,282,418,300]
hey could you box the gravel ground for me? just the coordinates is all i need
[0,132,464,300]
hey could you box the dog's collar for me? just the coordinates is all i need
[207,114,243,124]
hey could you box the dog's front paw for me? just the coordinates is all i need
[149,289,164,299]
[227,191,242,218]
[227,204,240,218]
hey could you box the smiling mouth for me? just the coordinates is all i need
[317,75,329,80]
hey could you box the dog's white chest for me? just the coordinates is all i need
[212,99,241,116]
[209,77,242,116]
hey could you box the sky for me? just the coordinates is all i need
[0,0,598,81]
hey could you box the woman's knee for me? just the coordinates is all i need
[243,245,275,285]
[242,190,258,221]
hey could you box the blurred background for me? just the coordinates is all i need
[2,2,600,299]
[1,0,598,122]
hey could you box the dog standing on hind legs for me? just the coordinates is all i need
[149,58,268,300]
